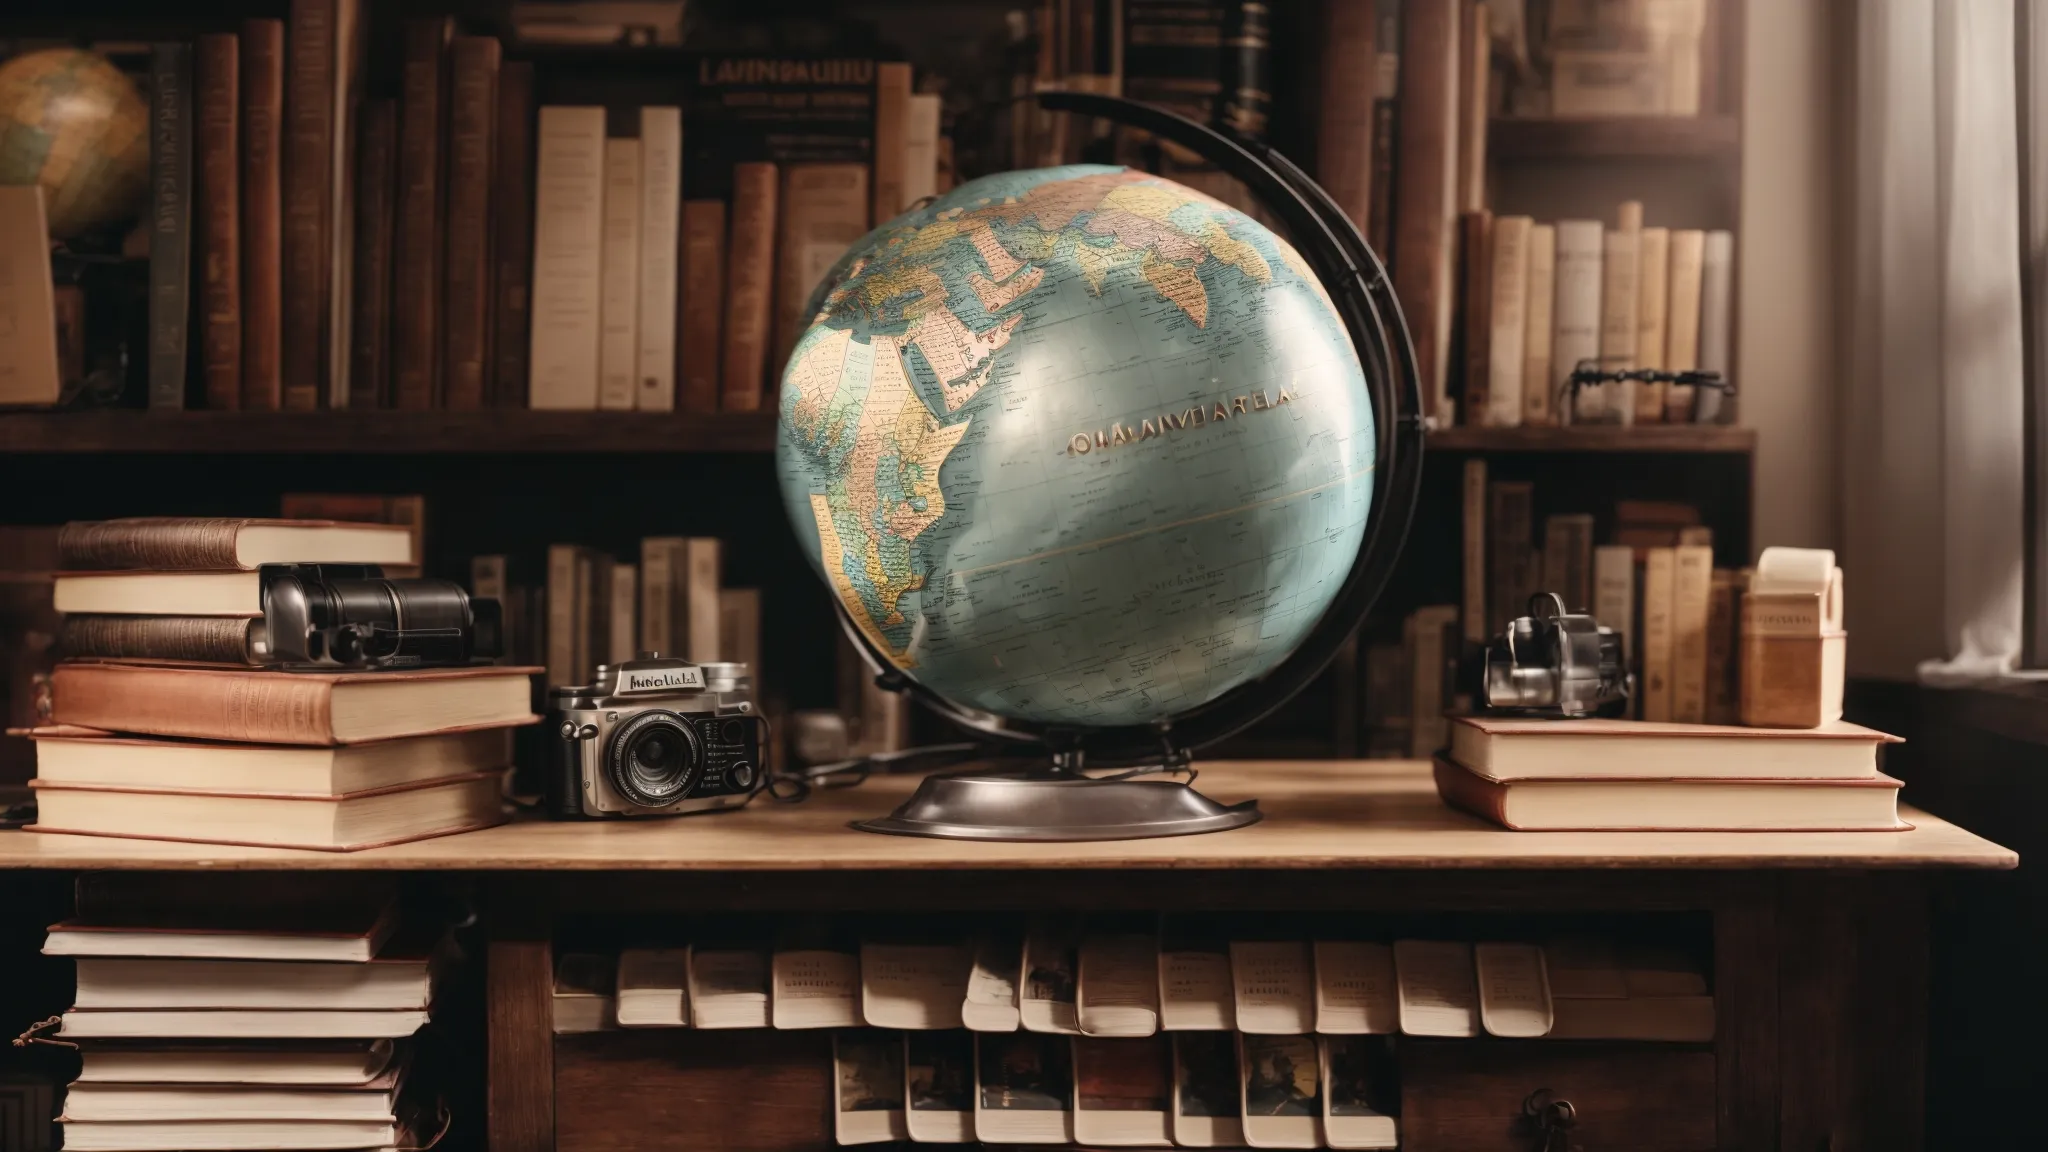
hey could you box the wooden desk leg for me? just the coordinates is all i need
[1714,875,1779,1151]
[487,886,554,1152]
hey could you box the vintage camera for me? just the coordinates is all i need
[259,565,501,669]
[546,656,764,818]
[1481,592,1632,718]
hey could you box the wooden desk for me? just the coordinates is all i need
[0,760,2015,1152]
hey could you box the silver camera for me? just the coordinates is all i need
[546,655,763,818]
[1481,593,1632,718]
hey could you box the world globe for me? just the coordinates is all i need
[0,48,149,239]
[777,164,1377,732]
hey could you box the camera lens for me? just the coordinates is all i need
[603,711,703,809]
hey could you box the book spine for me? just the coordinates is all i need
[1315,0,1375,232]
[528,106,607,410]
[774,163,870,370]
[469,553,508,602]
[239,19,284,411]
[598,138,643,412]
[1460,458,1486,643]
[546,543,579,690]
[50,664,335,744]
[1591,544,1635,676]
[1486,214,1531,427]
[1392,0,1458,421]
[1695,229,1734,422]
[1662,229,1705,421]
[637,107,682,412]
[148,43,194,412]
[1549,219,1601,427]
[1671,543,1713,723]
[721,162,780,412]
[56,519,260,571]
[903,94,942,207]
[1458,209,1491,426]
[683,538,723,664]
[1705,568,1740,725]
[1221,0,1273,137]
[608,562,638,665]
[678,200,726,412]
[441,36,499,412]
[1520,223,1554,425]
[1640,547,1677,722]
[872,62,913,224]
[347,98,396,409]
[393,18,451,410]
[195,35,241,411]
[639,539,675,654]
[492,62,537,407]
[1406,608,1453,758]
[578,552,604,687]
[1632,226,1671,422]
[1365,6,1399,261]
[1593,227,1639,423]
[59,616,256,665]
[1454,0,1488,213]
[1486,482,1533,637]
[281,0,336,411]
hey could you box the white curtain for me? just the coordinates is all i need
[1842,0,2027,683]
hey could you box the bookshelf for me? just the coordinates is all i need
[1487,115,1742,162]
[1427,424,1755,454]
[0,409,779,454]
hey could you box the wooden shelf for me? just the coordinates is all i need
[1427,424,1755,453]
[1489,115,1741,161]
[0,409,779,454]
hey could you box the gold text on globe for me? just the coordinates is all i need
[1065,387,1298,456]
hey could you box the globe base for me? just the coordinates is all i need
[853,764,1261,842]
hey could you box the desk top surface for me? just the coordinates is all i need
[0,760,2017,872]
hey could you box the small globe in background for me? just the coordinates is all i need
[0,48,149,239]
[778,165,1375,731]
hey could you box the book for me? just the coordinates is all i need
[973,1031,1072,1143]
[1072,1035,1172,1145]
[1473,942,1552,1037]
[1392,939,1477,1037]
[1457,209,1492,424]
[1454,0,1488,213]
[1540,513,1595,612]
[1157,922,1234,1032]
[48,663,535,744]
[0,187,59,406]
[325,0,367,408]
[685,943,770,1029]
[49,570,299,617]
[1170,1031,1243,1147]
[606,562,637,665]
[1364,6,1398,260]
[441,36,500,410]
[58,1115,398,1151]
[957,931,1024,1033]
[1404,604,1457,757]
[872,61,912,222]
[281,0,341,411]
[904,93,942,208]
[1362,641,1410,758]
[493,62,537,406]
[1020,920,1081,1034]
[1075,930,1161,1037]
[1662,228,1706,421]
[552,951,616,1034]
[1312,941,1397,1035]
[1695,229,1734,421]
[239,19,284,410]
[1448,715,1897,781]
[347,98,396,409]
[1434,756,1908,830]
[835,1029,908,1144]
[1548,993,1715,1041]
[1550,219,1601,425]
[677,199,725,411]
[56,517,413,571]
[62,1071,402,1121]
[769,942,858,1029]
[1238,1032,1322,1148]
[862,940,970,1030]
[30,771,504,851]
[1229,940,1312,1035]
[148,43,193,411]
[1591,544,1635,680]
[1706,568,1741,724]
[718,588,760,687]
[1392,0,1459,420]
[528,106,608,409]
[1486,481,1534,634]
[72,953,430,1011]
[614,947,689,1027]
[1671,543,1714,722]
[1485,214,1530,426]
[598,138,643,411]
[1632,226,1671,421]
[1320,1035,1397,1150]
[1520,222,1555,424]
[1592,225,1639,421]
[46,905,396,963]
[273,494,425,578]
[774,163,870,368]
[545,542,581,688]
[74,1042,396,1085]
[1640,546,1676,720]
[30,727,511,795]
[391,17,452,410]
[720,161,780,411]
[56,1008,426,1040]
[905,1030,974,1142]
[637,106,682,411]
[1316,0,1377,232]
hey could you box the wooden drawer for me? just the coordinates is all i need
[1399,1040,1716,1152]
[554,1031,831,1151]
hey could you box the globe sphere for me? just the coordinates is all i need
[777,165,1375,730]
[0,49,149,239]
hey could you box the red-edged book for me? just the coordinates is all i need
[1432,756,1908,832]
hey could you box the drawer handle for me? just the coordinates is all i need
[1523,1089,1580,1152]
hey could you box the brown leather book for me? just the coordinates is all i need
[347,99,397,409]
[1366,100,1395,260]
[441,36,499,411]
[721,162,778,412]
[281,0,337,411]
[1459,209,1492,426]
[239,19,284,411]
[195,34,241,411]
[393,17,454,410]
[61,616,260,666]
[49,663,540,746]
[57,517,413,572]
[1393,0,1459,421]
[491,61,536,407]
[1316,0,1376,233]
[678,199,725,412]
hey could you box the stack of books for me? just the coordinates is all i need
[1433,715,1908,831]
[24,517,537,851]
[45,878,440,1152]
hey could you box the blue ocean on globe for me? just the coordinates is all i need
[776,164,1375,728]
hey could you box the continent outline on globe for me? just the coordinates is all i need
[778,164,1376,729]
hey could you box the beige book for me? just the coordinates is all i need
[614,947,689,1028]
[973,1032,1073,1143]
[607,561,637,665]
[31,727,510,797]
[1550,220,1602,424]
[872,61,913,222]
[30,772,504,852]
[1320,1036,1398,1150]
[551,951,615,1035]
[1076,933,1161,1037]
[685,945,769,1029]
[835,1030,908,1144]
[1521,223,1556,424]
[1485,215,1531,427]
[597,138,642,411]
[904,1030,974,1142]
[1474,942,1552,1037]
[0,185,59,405]
[1170,1033,1244,1147]
[771,947,859,1029]
[774,163,871,368]
[1632,227,1670,421]
[1158,932,1235,1031]
[862,942,970,1030]
[640,536,720,661]
[962,932,1023,1032]
[1455,1,1489,214]
[1695,229,1735,421]
[1230,941,1314,1035]
[637,537,672,654]
[73,1042,396,1086]
[1460,458,1487,643]
[720,161,778,411]
[1072,1035,1172,1146]
[1663,229,1706,420]
[1640,547,1677,721]
[1593,227,1639,421]
[904,93,943,209]
[1392,940,1477,1037]
[527,107,607,409]
[635,106,681,411]
[1020,922,1081,1034]
[1671,543,1713,722]
[546,543,580,689]
[1312,941,1397,1034]
[1238,1033,1323,1148]
[718,587,761,688]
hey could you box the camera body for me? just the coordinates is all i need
[1481,592,1631,719]
[546,656,763,819]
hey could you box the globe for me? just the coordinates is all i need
[0,48,149,239]
[778,164,1376,732]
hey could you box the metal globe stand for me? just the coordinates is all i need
[840,92,1425,842]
